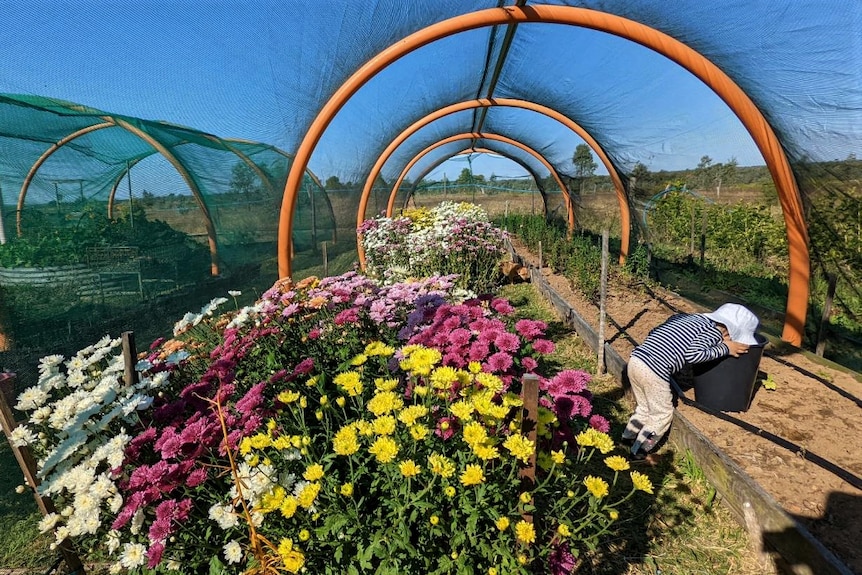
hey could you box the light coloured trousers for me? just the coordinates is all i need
[623,356,674,453]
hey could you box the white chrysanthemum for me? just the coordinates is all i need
[130,509,145,535]
[38,354,65,373]
[208,502,239,529]
[224,540,243,564]
[66,356,86,372]
[151,371,170,388]
[108,561,122,575]
[10,425,37,447]
[228,290,242,297]
[38,372,66,392]
[108,495,123,514]
[89,474,115,500]
[119,542,147,568]
[15,386,50,411]
[65,371,87,388]
[106,530,121,555]
[54,525,71,544]
[38,512,61,533]
[201,297,228,318]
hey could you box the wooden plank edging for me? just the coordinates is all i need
[524,264,854,575]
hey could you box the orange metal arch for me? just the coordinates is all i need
[399,147,550,214]
[357,97,630,264]
[279,4,809,345]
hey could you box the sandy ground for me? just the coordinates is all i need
[510,237,862,574]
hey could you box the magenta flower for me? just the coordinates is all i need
[494,332,521,353]
[589,414,610,433]
[485,351,514,373]
[532,339,556,354]
[515,319,547,340]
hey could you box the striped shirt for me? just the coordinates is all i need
[631,313,730,381]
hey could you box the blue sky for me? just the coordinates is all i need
[3,1,835,194]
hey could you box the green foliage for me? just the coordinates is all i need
[0,205,207,268]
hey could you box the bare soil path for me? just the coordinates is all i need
[510,238,862,574]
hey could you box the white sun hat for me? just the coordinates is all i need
[703,303,760,345]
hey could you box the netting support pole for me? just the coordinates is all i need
[0,373,85,573]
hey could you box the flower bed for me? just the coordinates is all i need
[10,272,652,574]
[358,201,508,295]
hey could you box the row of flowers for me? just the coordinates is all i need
[11,267,652,573]
[358,201,508,294]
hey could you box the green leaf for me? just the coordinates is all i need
[208,555,226,575]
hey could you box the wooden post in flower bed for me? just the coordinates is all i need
[519,373,539,523]
[0,373,85,573]
[122,330,139,386]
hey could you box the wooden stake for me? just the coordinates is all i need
[815,274,838,357]
[122,331,138,386]
[598,229,609,374]
[0,374,84,573]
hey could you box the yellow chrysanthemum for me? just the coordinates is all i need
[400,347,441,376]
[475,372,503,393]
[430,366,460,390]
[365,341,395,357]
[280,496,299,518]
[340,483,353,497]
[468,361,482,374]
[374,377,399,391]
[519,492,532,504]
[459,464,485,486]
[250,433,271,449]
[305,375,319,387]
[272,436,293,450]
[333,371,363,396]
[495,517,510,531]
[427,453,455,478]
[372,415,397,436]
[413,384,429,397]
[608,509,619,520]
[247,454,260,467]
[551,450,566,465]
[368,436,399,463]
[303,464,324,481]
[297,482,321,509]
[336,396,346,407]
[354,420,374,436]
[462,421,488,447]
[333,426,359,456]
[430,515,440,525]
[239,437,253,456]
[367,391,403,416]
[604,455,630,472]
[501,392,523,408]
[556,523,571,537]
[473,443,500,460]
[576,428,615,454]
[444,486,456,497]
[515,520,536,544]
[631,471,654,494]
[277,538,305,574]
[399,459,421,478]
[584,475,609,499]
[259,485,286,513]
[503,433,535,464]
[409,424,429,441]
[398,405,428,426]
[450,400,474,421]
[488,568,498,575]
[350,353,368,366]
[298,529,310,542]
[319,395,329,406]
[277,390,301,404]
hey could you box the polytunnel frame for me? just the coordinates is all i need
[358,97,630,266]
[357,132,572,268]
[17,117,222,276]
[389,134,570,215]
[279,4,809,346]
[402,147,551,214]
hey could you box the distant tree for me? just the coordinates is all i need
[325,175,342,190]
[229,162,260,196]
[573,144,598,195]
[630,162,652,197]
[455,168,474,184]
[714,157,738,198]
